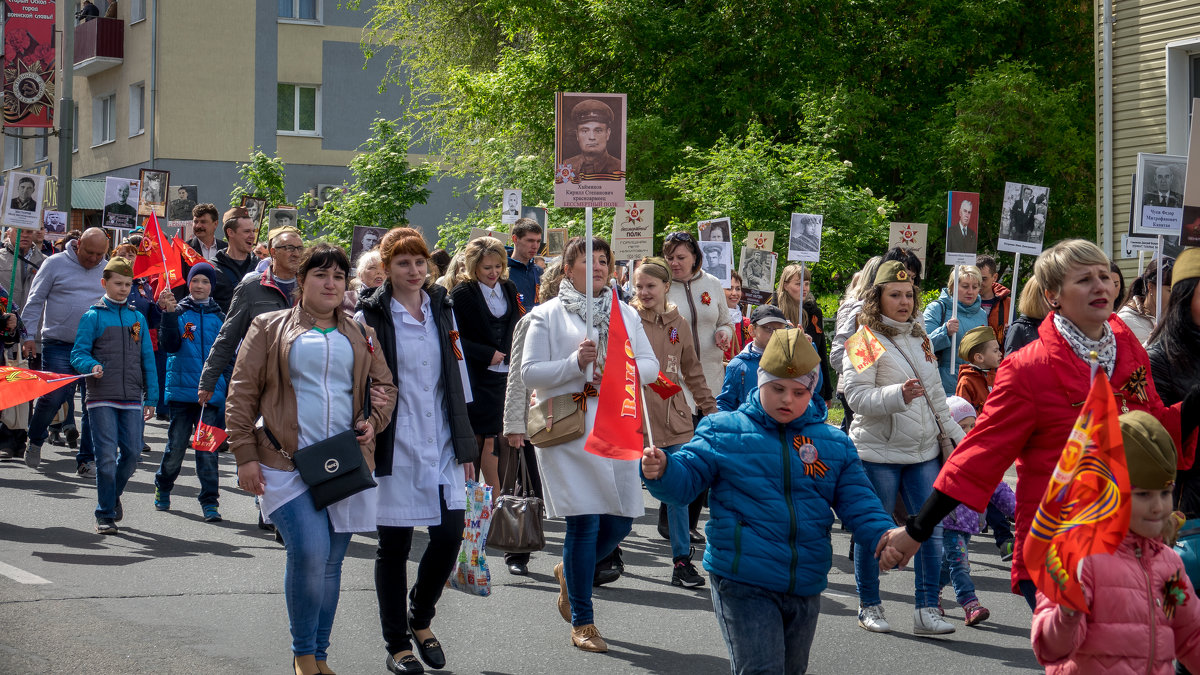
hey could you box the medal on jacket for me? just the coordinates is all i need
[668,326,679,344]
[516,293,527,316]
[1164,571,1188,620]
[182,322,196,341]
[1122,365,1148,404]
[700,292,712,306]
[366,335,375,354]
[129,321,142,343]
[793,435,828,478]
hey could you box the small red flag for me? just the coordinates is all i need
[0,366,89,410]
[1024,372,1131,613]
[132,230,165,279]
[193,419,228,453]
[647,371,682,400]
[584,289,645,461]
[173,237,204,268]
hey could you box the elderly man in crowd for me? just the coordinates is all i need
[18,228,109,473]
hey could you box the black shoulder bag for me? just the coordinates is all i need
[264,323,377,510]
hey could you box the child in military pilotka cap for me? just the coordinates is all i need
[955,325,1001,414]
[70,257,159,536]
[1032,411,1200,673]
[641,329,901,675]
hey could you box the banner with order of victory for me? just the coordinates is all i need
[3,0,56,128]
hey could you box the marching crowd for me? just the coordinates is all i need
[3,203,1200,675]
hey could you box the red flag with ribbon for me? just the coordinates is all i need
[0,366,91,410]
[647,371,682,400]
[173,236,204,268]
[193,418,228,453]
[584,289,645,461]
[1023,372,1131,613]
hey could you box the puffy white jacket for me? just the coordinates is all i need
[841,314,965,464]
[666,269,733,412]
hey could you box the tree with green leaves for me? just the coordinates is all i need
[229,150,288,239]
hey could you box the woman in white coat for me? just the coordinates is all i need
[521,236,658,654]
[840,261,965,638]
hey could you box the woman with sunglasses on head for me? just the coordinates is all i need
[663,230,734,541]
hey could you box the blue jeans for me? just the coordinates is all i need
[853,458,943,608]
[88,405,144,520]
[270,489,353,660]
[710,573,820,675]
[662,444,691,559]
[155,402,221,506]
[28,340,94,466]
[563,514,633,626]
[938,530,977,606]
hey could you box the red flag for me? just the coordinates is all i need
[1023,372,1130,613]
[132,229,165,279]
[163,235,185,289]
[0,366,89,410]
[647,371,682,400]
[584,289,645,461]
[193,419,228,453]
[173,236,204,268]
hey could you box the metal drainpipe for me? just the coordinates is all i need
[1101,0,1114,254]
[148,0,158,168]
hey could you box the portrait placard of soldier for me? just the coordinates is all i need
[501,189,522,225]
[1,171,46,229]
[103,176,140,230]
[351,225,389,263]
[137,169,170,217]
[554,92,627,208]
[1132,152,1187,237]
[268,207,300,234]
[788,213,822,262]
[701,241,733,288]
[43,210,68,239]
[167,185,198,222]
[698,217,731,243]
[317,184,346,207]
[240,195,268,226]
[739,246,777,305]
[546,227,568,257]
[944,191,980,266]
[521,206,547,232]
[998,182,1050,255]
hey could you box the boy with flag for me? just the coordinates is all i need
[641,329,901,675]
[152,262,229,522]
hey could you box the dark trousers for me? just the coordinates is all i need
[375,486,465,655]
[837,391,854,434]
[985,503,1013,546]
[497,438,543,565]
[154,402,220,505]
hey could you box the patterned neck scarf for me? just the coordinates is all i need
[1053,313,1116,377]
[558,278,613,367]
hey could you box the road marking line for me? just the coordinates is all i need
[0,561,51,585]
[823,591,851,599]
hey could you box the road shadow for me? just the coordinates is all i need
[603,637,731,674]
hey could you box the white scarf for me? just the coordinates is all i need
[1053,313,1116,376]
[558,278,614,367]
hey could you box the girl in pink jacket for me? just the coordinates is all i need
[1032,411,1200,674]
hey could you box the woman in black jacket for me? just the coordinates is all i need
[356,227,479,675]
[1002,276,1047,354]
[450,236,522,490]
[1147,248,1200,516]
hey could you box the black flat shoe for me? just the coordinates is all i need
[690,528,705,544]
[386,653,423,674]
[507,561,528,576]
[413,635,445,670]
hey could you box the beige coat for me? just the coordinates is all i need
[637,304,716,447]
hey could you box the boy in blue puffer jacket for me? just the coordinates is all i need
[643,329,901,675]
[716,304,789,412]
[153,262,229,522]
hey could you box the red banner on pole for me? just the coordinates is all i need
[3,0,56,128]
[584,289,645,461]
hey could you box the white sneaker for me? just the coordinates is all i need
[857,604,891,633]
[914,607,955,635]
[77,461,97,479]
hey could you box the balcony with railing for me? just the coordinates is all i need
[74,17,123,77]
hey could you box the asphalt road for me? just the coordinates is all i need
[0,415,1041,674]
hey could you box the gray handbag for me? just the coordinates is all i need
[487,446,546,553]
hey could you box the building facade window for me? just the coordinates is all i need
[130,0,146,23]
[130,83,145,136]
[278,0,317,20]
[35,131,48,161]
[93,93,116,146]
[277,83,320,135]
[1165,38,1200,154]
[3,135,20,169]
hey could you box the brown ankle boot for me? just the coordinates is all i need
[315,660,336,675]
[293,654,319,675]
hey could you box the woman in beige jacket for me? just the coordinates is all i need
[226,244,396,675]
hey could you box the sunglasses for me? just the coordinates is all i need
[664,232,694,243]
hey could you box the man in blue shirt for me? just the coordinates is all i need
[507,218,543,311]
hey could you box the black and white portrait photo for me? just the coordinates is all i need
[501,189,522,225]
[167,185,198,221]
[1133,153,1188,237]
[240,195,267,225]
[998,182,1050,255]
[2,172,46,230]
[351,225,388,263]
[701,241,732,287]
[554,92,627,208]
[698,217,731,243]
[521,206,547,231]
[740,247,776,292]
[788,213,822,262]
[103,176,140,230]
[137,169,170,217]
[268,208,300,233]
[546,227,567,257]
